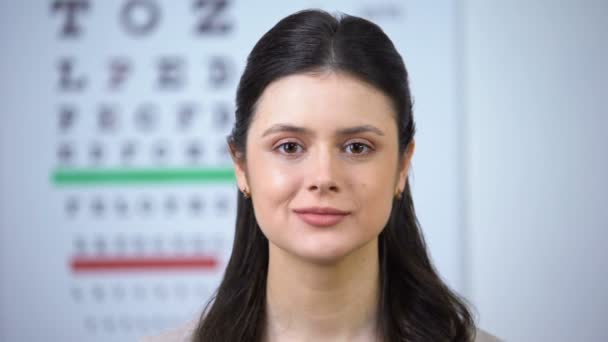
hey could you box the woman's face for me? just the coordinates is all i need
[232,72,414,265]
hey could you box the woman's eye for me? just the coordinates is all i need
[277,142,302,154]
[345,142,371,154]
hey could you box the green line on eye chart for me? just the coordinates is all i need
[52,167,236,186]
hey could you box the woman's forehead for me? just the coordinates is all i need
[251,72,397,134]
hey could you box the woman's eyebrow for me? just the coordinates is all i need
[261,124,384,138]
[336,125,385,137]
[261,124,312,137]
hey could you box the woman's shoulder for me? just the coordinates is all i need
[139,319,501,342]
[475,328,503,342]
[138,317,198,342]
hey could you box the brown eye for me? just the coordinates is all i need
[346,142,370,154]
[278,142,302,154]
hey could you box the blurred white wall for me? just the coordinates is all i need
[463,1,608,341]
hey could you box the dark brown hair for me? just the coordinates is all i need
[194,9,478,341]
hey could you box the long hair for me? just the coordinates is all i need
[194,9,477,341]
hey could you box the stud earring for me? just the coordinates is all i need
[394,189,402,200]
[242,188,250,199]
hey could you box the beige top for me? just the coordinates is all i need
[139,318,503,342]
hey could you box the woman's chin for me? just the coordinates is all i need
[295,249,351,266]
[282,239,372,266]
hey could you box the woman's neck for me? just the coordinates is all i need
[263,238,381,342]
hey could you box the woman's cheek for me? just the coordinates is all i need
[251,156,301,199]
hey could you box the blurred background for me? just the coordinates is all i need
[0,1,606,341]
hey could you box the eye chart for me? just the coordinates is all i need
[0,1,463,341]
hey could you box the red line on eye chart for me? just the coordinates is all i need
[70,256,219,273]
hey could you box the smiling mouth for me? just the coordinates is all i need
[292,207,350,227]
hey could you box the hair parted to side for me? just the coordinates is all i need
[194,9,478,341]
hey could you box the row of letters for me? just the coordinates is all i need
[56,57,237,92]
[72,234,224,255]
[77,314,195,334]
[56,140,231,165]
[51,0,233,38]
[64,193,235,217]
[71,283,210,303]
[56,103,233,132]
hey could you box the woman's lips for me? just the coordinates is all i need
[293,207,350,227]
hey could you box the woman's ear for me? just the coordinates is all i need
[228,143,249,193]
[397,139,415,192]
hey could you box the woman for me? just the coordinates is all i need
[142,9,501,342]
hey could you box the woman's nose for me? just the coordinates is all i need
[307,148,340,195]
